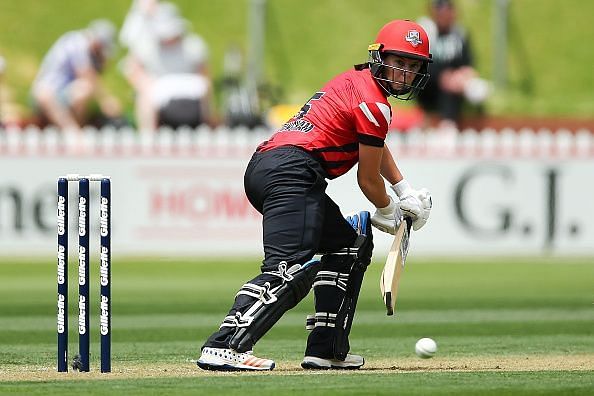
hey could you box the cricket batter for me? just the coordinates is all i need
[198,19,433,371]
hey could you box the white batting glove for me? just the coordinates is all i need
[391,180,432,231]
[371,196,403,235]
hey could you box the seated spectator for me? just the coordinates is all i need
[152,73,212,128]
[121,5,217,131]
[30,19,122,131]
[417,0,490,130]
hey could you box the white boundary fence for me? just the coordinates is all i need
[1,126,593,257]
[1,125,593,158]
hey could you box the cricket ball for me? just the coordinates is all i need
[415,337,437,359]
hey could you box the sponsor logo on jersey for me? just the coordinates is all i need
[277,119,315,133]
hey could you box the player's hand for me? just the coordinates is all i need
[391,180,432,231]
[371,196,403,235]
[406,188,432,231]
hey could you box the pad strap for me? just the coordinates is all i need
[305,312,337,331]
[227,259,320,352]
[313,271,349,292]
[221,312,252,328]
[236,282,277,304]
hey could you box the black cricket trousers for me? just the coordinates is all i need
[245,146,357,270]
[202,146,357,349]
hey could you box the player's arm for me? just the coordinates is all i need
[382,144,433,232]
[358,142,403,235]
[362,142,432,234]
[352,100,431,233]
[75,63,121,118]
[357,143,391,209]
[380,145,403,185]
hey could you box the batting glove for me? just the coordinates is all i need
[371,196,403,235]
[391,180,432,231]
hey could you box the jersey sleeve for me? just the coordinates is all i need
[352,101,391,147]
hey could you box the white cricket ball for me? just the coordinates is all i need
[415,337,437,359]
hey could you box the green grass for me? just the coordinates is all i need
[0,256,593,394]
[1,372,593,395]
[1,1,593,118]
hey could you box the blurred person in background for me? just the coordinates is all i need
[417,0,490,131]
[120,0,172,51]
[0,55,5,127]
[120,1,217,131]
[30,19,122,131]
[120,0,181,57]
[196,20,432,372]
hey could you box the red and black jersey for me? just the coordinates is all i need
[257,68,392,179]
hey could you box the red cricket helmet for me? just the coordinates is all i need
[374,19,432,62]
[368,20,432,100]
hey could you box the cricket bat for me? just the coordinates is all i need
[380,217,413,316]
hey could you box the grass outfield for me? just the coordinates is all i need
[0,256,593,394]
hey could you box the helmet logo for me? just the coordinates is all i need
[404,30,423,47]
